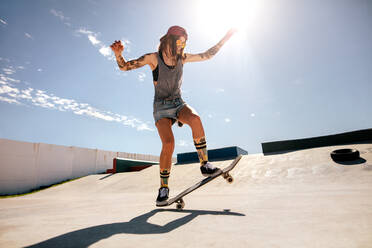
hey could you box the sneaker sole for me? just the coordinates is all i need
[202,169,222,177]
[156,200,168,207]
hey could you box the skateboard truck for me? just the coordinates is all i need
[222,172,234,183]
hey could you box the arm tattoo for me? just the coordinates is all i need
[205,44,222,58]
[116,54,149,71]
[116,55,126,69]
[198,43,222,60]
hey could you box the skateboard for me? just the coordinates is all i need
[157,155,242,210]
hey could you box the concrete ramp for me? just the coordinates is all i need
[1,143,371,247]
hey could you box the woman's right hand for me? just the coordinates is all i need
[224,28,238,41]
[110,40,124,56]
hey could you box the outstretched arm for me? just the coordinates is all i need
[110,40,155,71]
[183,29,237,63]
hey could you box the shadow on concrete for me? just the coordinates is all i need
[99,173,115,180]
[333,157,367,166]
[25,209,245,248]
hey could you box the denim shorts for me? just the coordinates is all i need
[153,98,186,124]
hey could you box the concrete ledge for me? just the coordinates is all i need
[177,146,248,164]
[108,158,159,173]
[261,128,372,154]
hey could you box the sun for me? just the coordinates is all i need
[196,0,259,41]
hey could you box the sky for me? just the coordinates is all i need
[0,0,371,156]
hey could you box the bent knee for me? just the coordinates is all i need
[162,139,175,150]
[189,114,202,126]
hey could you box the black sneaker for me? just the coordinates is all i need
[156,187,169,206]
[200,162,220,177]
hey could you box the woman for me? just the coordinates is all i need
[110,26,236,206]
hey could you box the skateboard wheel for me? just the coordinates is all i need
[226,176,234,183]
[176,199,185,210]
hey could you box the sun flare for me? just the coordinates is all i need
[197,0,259,41]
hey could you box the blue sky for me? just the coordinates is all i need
[0,0,371,156]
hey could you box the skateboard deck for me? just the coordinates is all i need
[157,155,242,209]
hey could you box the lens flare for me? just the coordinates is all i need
[197,0,259,41]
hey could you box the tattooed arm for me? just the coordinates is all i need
[183,28,237,63]
[110,40,156,71]
[115,53,155,71]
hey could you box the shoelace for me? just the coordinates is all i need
[204,163,215,170]
[160,188,168,197]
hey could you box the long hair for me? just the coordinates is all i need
[158,34,185,63]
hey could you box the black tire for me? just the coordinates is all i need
[330,149,360,161]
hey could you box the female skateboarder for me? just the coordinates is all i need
[110,26,236,205]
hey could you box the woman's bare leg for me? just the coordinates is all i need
[177,105,205,140]
[156,118,174,188]
[178,105,209,165]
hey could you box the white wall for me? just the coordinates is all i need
[0,139,160,195]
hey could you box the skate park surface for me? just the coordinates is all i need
[1,143,371,247]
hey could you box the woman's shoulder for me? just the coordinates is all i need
[145,52,158,62]
[144,52,158,70]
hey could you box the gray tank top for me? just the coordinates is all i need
[154,52,183,101]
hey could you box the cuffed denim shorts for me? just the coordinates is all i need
[153,98,186,124]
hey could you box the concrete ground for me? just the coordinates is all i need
[1,143,372,247]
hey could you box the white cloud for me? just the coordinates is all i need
[1,73,20,83]
[250,113,255,117]
[50,10,116,60]
[3,67,15,75]
[0,18,7,25]
[76,28,115,59]
[88,35,100,45]
[19,88,33,100]
[50,9,69,22]
[99,46,112,57]
[224,118,231,123]
[216,88,225,93]
[138,72,146,82]
[76,29,101,46]
[0,96,20,104]
[50,9,72,27]
[76,28,94,35]
[0,85,19,94]
[208,114,213,118]
[0,71,154,132]
[137,123,153,131]
[25,33,33,40]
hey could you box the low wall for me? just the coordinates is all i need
[261,128,372,154]
[0,139,160,195]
